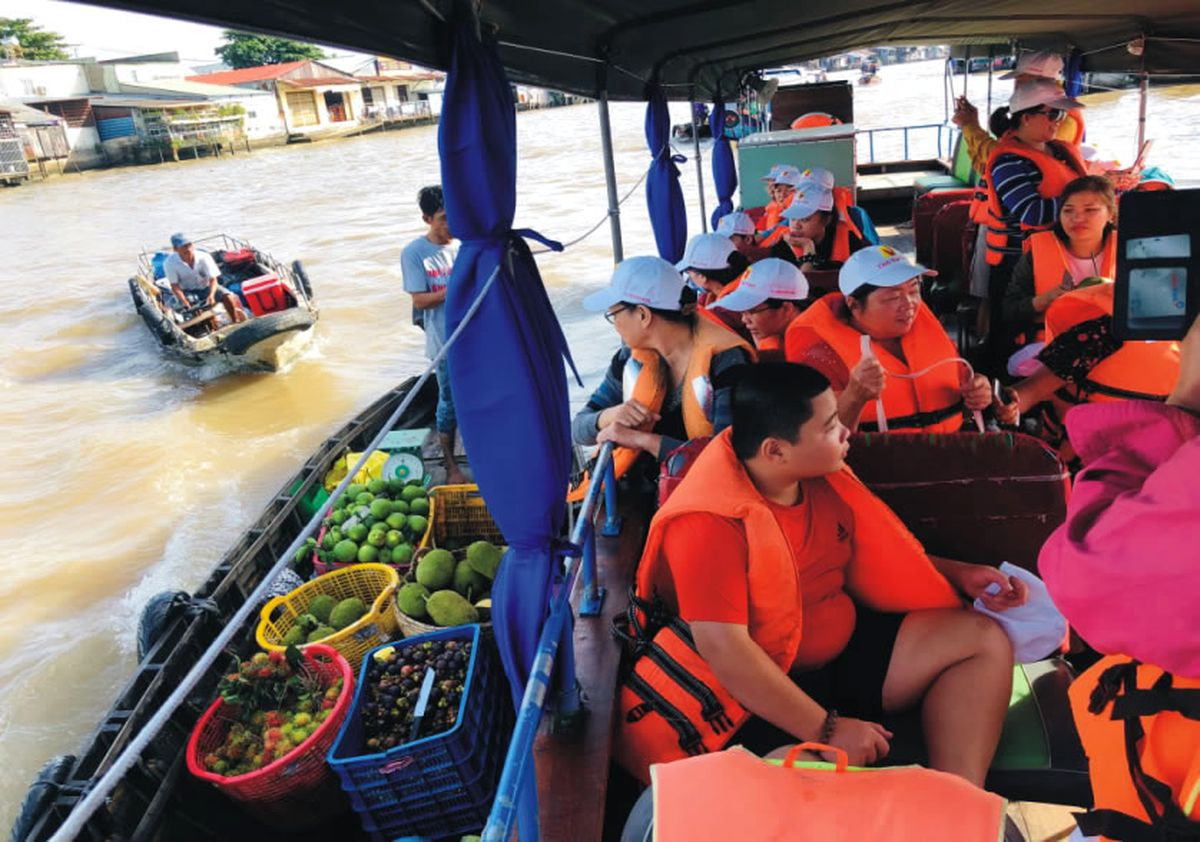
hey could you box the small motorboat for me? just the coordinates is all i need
[129,234,318,372]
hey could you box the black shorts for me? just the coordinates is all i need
[730,607,906,754]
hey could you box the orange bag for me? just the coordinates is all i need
[652,743,1007,842]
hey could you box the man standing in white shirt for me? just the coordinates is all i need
[163,233,248,323]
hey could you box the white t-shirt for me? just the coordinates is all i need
[164,251,221,292]
[1065,251,1102,286]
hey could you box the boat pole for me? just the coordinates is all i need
[986,47,994,117]
[691,92,709,233]
[597,73,624,262]
[1136,71,1149,157]
[962,45,970,97]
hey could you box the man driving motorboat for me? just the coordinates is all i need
[162,233,248,324]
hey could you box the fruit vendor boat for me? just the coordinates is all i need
[128,234,318,372]
[17,2,1198,841]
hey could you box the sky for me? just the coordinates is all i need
[0,0,364,67]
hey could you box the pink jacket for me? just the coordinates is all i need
[1039,400,1200,678]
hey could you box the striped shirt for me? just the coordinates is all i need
[989,152,1066,239]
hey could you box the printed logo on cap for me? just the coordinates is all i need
[879,245,897,257]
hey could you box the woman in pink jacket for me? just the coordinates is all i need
[1039,313,1200,676]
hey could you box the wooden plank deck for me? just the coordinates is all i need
[535,498,648,842]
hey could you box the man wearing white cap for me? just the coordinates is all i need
[708,258,810,357]
[785,245,993,432]
[569,256,753,497]
[716,211,756,247]
[754,164,787,232]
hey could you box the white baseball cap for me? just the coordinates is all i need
[781,187,835,221]
[1008,78,1084,114]
[838,245,934,296]
[760,164,785,182]
[716,212,756,237]
[675,232,737,272]
[773,165,805,186]
[795,166,836,191]
[1001,51,1065,81]
[708,259,809,312]
[582,255,685,312]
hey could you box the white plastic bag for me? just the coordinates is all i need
[973,562,1068,663]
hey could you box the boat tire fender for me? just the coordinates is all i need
[11,754,77,842]
[221,308,316,356]
[137,591,220,660]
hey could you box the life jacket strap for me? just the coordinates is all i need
[858,400,965,432]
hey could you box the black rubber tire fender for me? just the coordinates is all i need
[129,277,177,347]
[11,754,77,842]
[221,308,316,356]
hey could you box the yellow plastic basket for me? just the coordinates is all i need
[418,484,505,550]
[257,563,400,669]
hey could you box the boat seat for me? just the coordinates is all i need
[913,172,970,192]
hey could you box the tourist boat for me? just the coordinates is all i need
[16,2,1199,841]
[128,234,318,372]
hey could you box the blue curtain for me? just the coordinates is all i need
[438,2,578,832]
[1064,49,1085,99]
[645,82,687,262]
[709,96,737,229]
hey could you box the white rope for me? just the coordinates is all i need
[860,340,987,433]
[45,262,504,842]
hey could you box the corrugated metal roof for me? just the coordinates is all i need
[187,60,309,85]
[0,99,64,126]
[121,79,274,98]
[279,76,363,88]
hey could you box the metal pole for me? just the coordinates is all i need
[987,49,994,118]
[597,91,624,262]
[1136,71,1149,156]
[962,45,970,98]
[691,99,708,233]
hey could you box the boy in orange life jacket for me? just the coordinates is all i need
[707,258,810,360]
[785,247,993,432]
[617,363,1026,786]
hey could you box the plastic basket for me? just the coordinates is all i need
[311,521,415,579]
[418,484,505,550]
[326,626,513,840]
[257,564,400,669]
[185,644,354,828]
[392,547,493,638]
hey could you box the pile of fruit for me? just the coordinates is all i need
[296,478,430,569]
[396,540,502,627]
[201,649,343,777]
[280,594,369,646]
[361,637,473,751]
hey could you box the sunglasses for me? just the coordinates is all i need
[1033,107,1066,122]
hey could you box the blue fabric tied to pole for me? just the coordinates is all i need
[437,2,580,835]
[645,82,688,262]
[709,96,738,229]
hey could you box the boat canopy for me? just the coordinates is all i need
[85,1,1200,99]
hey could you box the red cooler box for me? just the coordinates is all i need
[241,274,291,316]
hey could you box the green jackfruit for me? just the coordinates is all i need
[454,560,489,600]
[308,595,336,625]
[466,541,502,580]
[415,549,454,589]
[329,597,368,630]
[307,625,336,643]
[397,582,430,619]
[426,590,479,627]
[282,625,306,646]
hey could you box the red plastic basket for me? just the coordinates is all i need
[186,644,355,828]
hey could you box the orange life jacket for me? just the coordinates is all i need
[984,133,1087,267]
[652,744,1007,842]
[1069,655,1200,842]
[1043,282,1180,404]
[756,199,782,231]
[613,429,961,782]
[785,296,966,432]
[1028,229,1118,296]
[566,319,754,503]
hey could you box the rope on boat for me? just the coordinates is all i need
[45,263,504,842]
[530,153,654,255]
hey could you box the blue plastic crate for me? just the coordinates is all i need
[327,625,514,841]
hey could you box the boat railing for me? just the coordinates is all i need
[483,441,619,841]
[858,123,955,164]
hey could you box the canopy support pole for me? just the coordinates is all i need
[597,86,624,263]
[1136,71,1149,156]
[962,45,970,97]
[691,98,709,233]
[986,47,994,117]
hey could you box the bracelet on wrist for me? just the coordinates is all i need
[819,708,839,744]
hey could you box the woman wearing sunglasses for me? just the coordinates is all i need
[569,256,755,497]
[978,79,1091,374]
